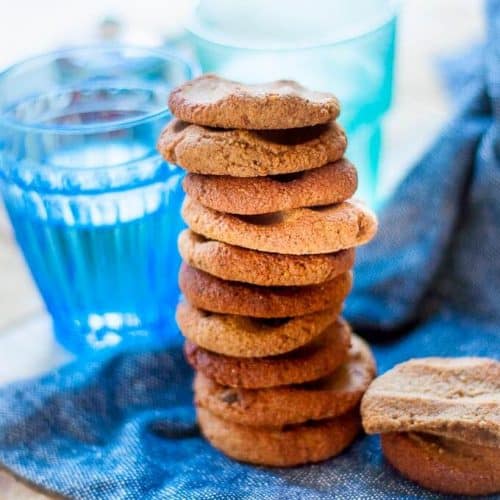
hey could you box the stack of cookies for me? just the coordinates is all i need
[158,75,378,466]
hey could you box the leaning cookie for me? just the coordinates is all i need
[176,302,340,358]
[179,264,352,318]
[182,196,377,255]
[197,408,360,467]
[194,334,376,426]
[184,318,351,388]
[361,357,500,447]
[361,357,500,496]
[178,230,355,286]
[168,74,340,129]
[159,119,346,177]
[382,433,500,496]
[182,159,356,214]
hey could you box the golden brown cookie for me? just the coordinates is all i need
[194,334,376,426]
[168,74,340,129]
[184,318,351,388]
[159,119,347,177]
[361,357,500,448]
[177,302,340,358]
[179,264,352,318]
[381,432,500,496]
[182,196,377,255]
[197,407,360,467]
[182,159,356,213]
[178,230,355,286]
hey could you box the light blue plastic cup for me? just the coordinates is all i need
[187,0,398,206]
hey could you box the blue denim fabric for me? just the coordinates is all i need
[0,1,499,498]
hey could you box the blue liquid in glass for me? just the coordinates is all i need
[1,89,184,353]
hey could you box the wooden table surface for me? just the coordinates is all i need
[0,1,484,497]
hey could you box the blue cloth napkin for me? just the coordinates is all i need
[1,1,499,498]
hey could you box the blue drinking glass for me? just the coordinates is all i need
[0,46,198,355]
[187,0,398,206]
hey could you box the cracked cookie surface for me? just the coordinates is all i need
[184,318,351,388]
[182,159,356,213]
[158,119,346,177]
[361,357,500,448]
[182,196,378,255]
[178,230,355,286]
[194,334,376,425]
[197,408,360,467]
[168,74,340,129]
[177,302,340,358]
[179,264,352,318]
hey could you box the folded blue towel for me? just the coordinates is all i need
[0,1,498,498]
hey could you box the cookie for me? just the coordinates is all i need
[168,74,340,129]
[179,264,352,318]
[177,302,340,358]
[361,357,500,448]
[182,159,356,213]
[158,119,347,177]
[178,230,355,286]
[184,318,351,388]
[182,196,377,255]
[381,432,500,496]
[194,334,376,426]
[197,407,360,467]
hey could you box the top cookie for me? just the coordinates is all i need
[361,357,500,448]
[168,74,340,129]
